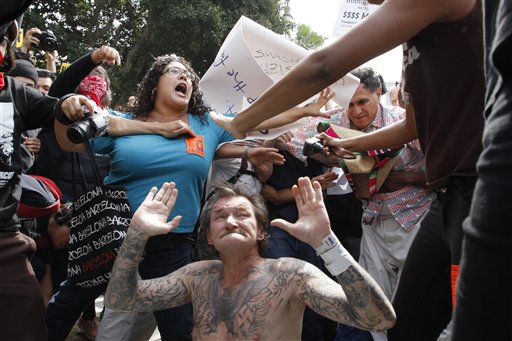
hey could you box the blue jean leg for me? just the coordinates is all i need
[264,226,328,341]
[46,280,106,341]
[138,235,194,341]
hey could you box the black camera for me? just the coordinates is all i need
[302,137,324,157]
[33,30,57,51]
[67,111,109,144]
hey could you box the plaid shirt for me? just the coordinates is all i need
[336,104,435,231]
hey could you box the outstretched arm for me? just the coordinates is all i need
[272,177,396,331]
[212,0,476,138]
[105,182,193,312]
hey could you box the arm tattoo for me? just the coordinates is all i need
[298,262,395,332]
[105,226,192,312]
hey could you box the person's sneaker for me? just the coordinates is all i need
[78,316,98,340]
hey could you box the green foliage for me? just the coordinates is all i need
[22,0,288,107]
[294,24,326,51]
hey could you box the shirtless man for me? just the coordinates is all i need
[105,177,395,340]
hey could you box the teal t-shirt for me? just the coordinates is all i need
[90,112,233,233]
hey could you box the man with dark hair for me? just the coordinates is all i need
[105,178,396,340]
[36,68,56,94]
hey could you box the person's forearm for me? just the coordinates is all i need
[252,106,305,131]
[316,232,396,331]
[342,117,417,152]
[260,184,293,205]
[230,0,459,135]
[104,226,147,312]
[214,143,245,160]
[107,115,159,136]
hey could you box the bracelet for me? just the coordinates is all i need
[315,231,354,276]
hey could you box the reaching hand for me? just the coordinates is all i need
[210,112,247,139]
[157,120,196,138]
[131,182,182,238]
[21,28,41,53]
[311,171,338,189]
[306,88,335,118]
[271,177,331,248]
[248,147,285,167]
[316,133,355,159]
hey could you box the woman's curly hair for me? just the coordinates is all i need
[133,54,210,125]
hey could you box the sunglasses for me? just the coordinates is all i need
[163,66,195,81]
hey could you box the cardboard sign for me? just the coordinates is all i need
[332,0,378,38]
[200,16,359,116]
[67,185,131,288]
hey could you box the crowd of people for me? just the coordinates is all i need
[1,0,511,340]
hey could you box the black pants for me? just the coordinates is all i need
[389,177,476,341]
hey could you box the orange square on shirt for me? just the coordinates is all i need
[186,136,204,157]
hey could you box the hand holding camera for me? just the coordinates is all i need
[33,30,57,51]
[57,95,109,144]
[21,28,57,53]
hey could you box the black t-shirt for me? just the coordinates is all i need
[266,150,325,223]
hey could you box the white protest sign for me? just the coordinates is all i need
[200,16,359,118]
[332,0,378,38]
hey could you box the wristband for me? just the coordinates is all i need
[315,231,354,276]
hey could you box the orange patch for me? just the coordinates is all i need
[186,136,204,157]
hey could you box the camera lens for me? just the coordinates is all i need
[67,120,94,144]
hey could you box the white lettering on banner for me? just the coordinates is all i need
[76,273,111,288]
[68,263,82,277]
[68,243,93,260]
[92,230,127,250]
[77,217,108,241]
[103,188,128,199]
[73,186,103,210]
[86,200,130,219]
[70,212,86,229]
[106,215,131,227]
[69,233,78,245]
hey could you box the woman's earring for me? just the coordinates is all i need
[151,88,157,102]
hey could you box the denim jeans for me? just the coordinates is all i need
[264,226,331,341]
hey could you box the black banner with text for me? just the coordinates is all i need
[67,185,131,288]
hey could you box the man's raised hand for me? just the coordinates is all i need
[131,181,182,238]
[271,177,331,248]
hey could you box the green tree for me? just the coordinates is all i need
[22,0,288,107]
[294,23,325,51]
